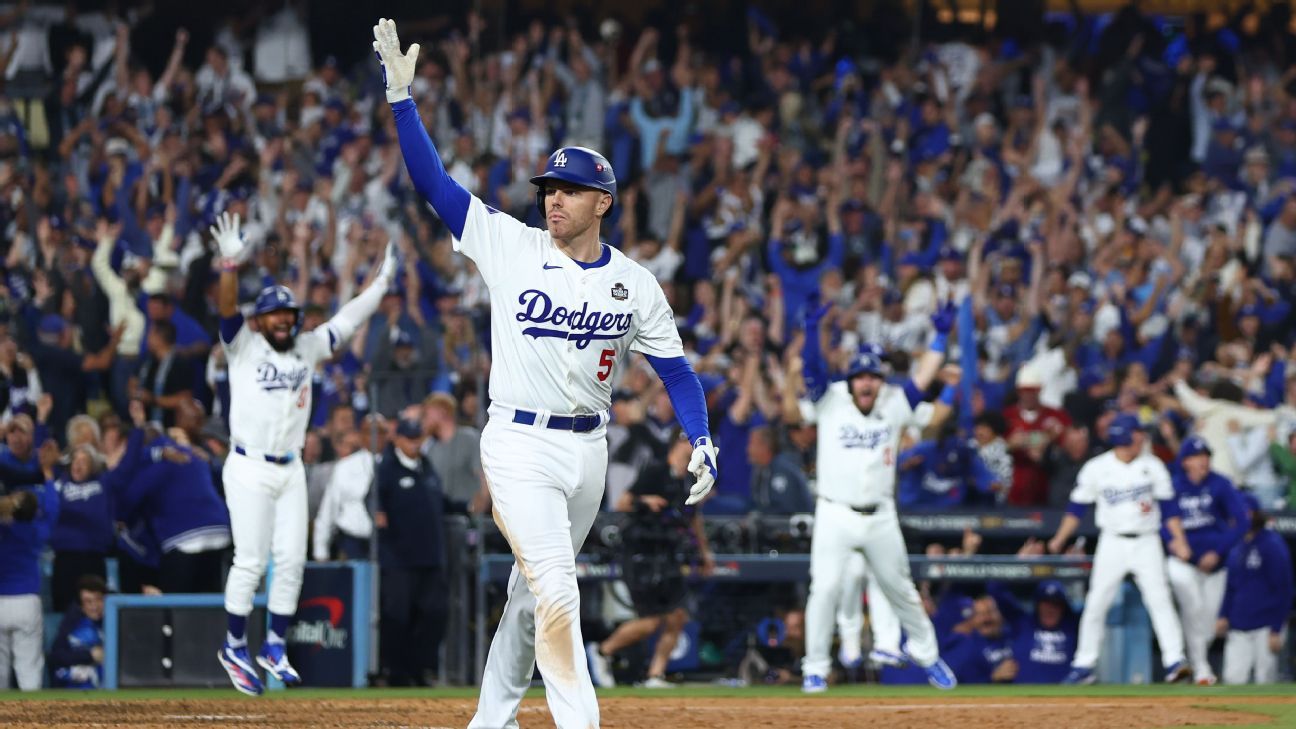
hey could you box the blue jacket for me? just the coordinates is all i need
[0,483,59,595]
[50,477,114,554]
[48,602,104,689]
[112,430,230,553]
[897,438,997,509]
[989,581,1078,684]
[1221,529,1293,633]
[942,629,1013,684]
[1162,470,1247,569]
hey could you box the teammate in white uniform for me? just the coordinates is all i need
[799,299,958,692]
[212,212,397,696]
[374,19,717,729]
[1048,413,1193,684]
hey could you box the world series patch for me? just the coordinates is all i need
[611,283,628,301]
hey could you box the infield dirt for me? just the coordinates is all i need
[2,694,1292,728]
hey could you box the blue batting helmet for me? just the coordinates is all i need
[253,285,302,333]
[845,350,887,381]
[530,147,617,214]
[1107,413,1142,447]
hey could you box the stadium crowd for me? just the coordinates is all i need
[0,0,1295,689]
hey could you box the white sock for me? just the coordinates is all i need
[225,632,247,649]
[266,630,285,646]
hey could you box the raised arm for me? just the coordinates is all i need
[210,213,244,339]
[800,298,831,402]
[374,19,471,240]
[908,301,956,393]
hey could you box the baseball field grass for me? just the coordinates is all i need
[1,684,1293,728]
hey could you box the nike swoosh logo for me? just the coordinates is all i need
[543,263,561,270]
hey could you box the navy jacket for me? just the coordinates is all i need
[50,476,114,554]
[48,602,104,689]
[1221,529,1294,633]
[112,430,230,553]
[989,581,1078,684]
[0,483,59,595]
[376,444,446,569]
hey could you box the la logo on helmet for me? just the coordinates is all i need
[553,151,568,168]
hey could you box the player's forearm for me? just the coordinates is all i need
[328,276,388,347]
[391,99,469,239]
[1163,516,1187,544]
[218,269,239,319]
[645,354,710,444]
[910,348,945,393]
[1053,512,1080,546]
[800,324,829,401]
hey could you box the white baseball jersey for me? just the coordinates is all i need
[453,196,683,415]
[812,381,916,506]
[1070,451,1174,534]
[223,319,339,455]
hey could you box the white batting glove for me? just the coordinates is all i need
[376,242,398,287]
[209,211,244,260]
[372,18,418,104]
[686,437,719,506]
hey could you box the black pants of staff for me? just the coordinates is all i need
[159,548,229,593]
[380,566,448,686]
[51,551,107,612]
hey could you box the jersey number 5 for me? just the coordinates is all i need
[597,348,615,382]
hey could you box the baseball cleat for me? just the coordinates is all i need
[1164,661,1191,684]
[256,642,302,686]
[838,648,864,670]
[218,643,264,696]
[923,658,957,690]
[586,642,616,688]
[1196,675,1218,687]
[640,676,675,689]
[1062,667,1096,685]
[869,649,909,668]
[802,674,828,693]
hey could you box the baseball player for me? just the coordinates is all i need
[1047,413,1193,684]
[213,212,397,696]
[1217,492,1293,684]
[835,553,906,670]
[1164,436,1248,686]
[799,300,958,692]
[374,19,716,729]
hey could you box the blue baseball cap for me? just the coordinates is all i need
[1034,580,1068,605]
[1238,490,1261,515]
[1107,413,1142,446]
[1179,435,1212,460]
[937,245,962,262]
[898,252,924,268]
[393,330,414,348]
[845,351,887,380]
[1237,304,1262,321]
[395,417,423,439]
[882,289,903,306]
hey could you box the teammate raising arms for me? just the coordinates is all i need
[799,298,958,692]
[374,19,716,729]
[213,212,397,696]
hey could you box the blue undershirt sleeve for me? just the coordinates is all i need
[644,355,711,445]
[1065,501,1088,519]
[219,314,244,345]
[391,99,470,239]
[1158,498,1182,521]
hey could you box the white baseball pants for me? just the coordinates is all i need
[470,418,606,729]
[803,499,938,679]
[1072,533,1185,670]
[1166,557,1227,682]
[1223,627,1285,684]
[0,594,44,690]
[223,453,308,617]
[835,550,901,661]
